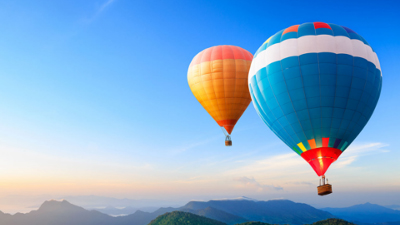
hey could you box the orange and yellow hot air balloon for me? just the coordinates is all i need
[187,45,253,146]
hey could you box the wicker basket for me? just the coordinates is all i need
[318,184,332,196]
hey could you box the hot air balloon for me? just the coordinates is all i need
[248,22,382,195]
[188,45,253,146]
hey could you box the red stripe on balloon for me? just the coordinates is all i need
[314,22,332,30]
[217,119,238,134]
[322,138,330,147]
[189,45,253,67]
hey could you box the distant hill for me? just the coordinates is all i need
[0,200,116,225]
[181,206,248,224]
[8,197,393,225]
[118,207,175,225]
[236,222,271,225]
[321,202,400,223]
[148,211,226,225]
[61,195,174,209]
[94,205,158,216]
[147,212,353,225]
[0,200,172,225]
[386,205,400,211]
[0,197,335,225]
[179,198,334,225]
[307,218,355,225]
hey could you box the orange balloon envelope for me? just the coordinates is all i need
[187,45,253,146]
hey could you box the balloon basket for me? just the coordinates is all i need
[317,175,332,196]
[225,135,232,147]
[318,184,332,196]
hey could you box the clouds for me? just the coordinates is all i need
[85,0,117,24]
[224,152,308,178]
[285,181,313,186]
[234,176,283,192]
[225,142,390,179]
[220,142,391,193]
[331,142,389,169]
[97,0,116,14]
[169,135,219,154]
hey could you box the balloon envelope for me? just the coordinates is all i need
[248,22,382,176]
[188,45,253,134]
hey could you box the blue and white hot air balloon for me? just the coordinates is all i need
[248,22,382,195]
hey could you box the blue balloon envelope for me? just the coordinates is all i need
[248,22,382,176]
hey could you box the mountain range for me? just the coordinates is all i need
[94,205,158,216]
[0,197,399,225]
[178,198,333,224]
[0,198,334,225]
[61,195,177,209]
[147,212,353,225]
[148,211,226,225]
[386,205,400,211]
[321,202,400,224]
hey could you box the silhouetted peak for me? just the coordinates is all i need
[323,202,397,215]
[38,199,85,213]
[266,199,292,204]
[134,209,146,214]
[210,196,259,201]
[352,202,384,208]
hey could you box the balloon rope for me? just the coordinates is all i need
[221,126,229,137]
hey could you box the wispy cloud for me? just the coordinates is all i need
[85,0,117,24]
[345,142,389,155]
[234,176,283,191]
[42,0,118,51]
[332,142,389,169]
[170,136,219,154]
[226,142,389,177]
[98,0,116,13]
[224,152,306,177]
[334,155,357,168]
[285,181,313,186]
[220,142,389,191]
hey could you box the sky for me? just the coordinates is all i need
[0,0,399,213]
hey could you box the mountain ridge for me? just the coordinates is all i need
[321,202,400,224]
[148,211,226,225]
[1,198,398,225]
[179,198,333,225]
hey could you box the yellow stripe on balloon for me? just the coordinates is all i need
[263,36,272,44]
[297,142,307,152]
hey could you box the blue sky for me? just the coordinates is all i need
[0,0,399,213]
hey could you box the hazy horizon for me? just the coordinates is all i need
[1,191,399,214]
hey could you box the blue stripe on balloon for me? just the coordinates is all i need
[249,52,382,152]
[329,24,350,38]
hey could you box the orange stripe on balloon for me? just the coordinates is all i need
[282,25,300,35]
[308,139,317,149]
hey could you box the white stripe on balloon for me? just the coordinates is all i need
[248,35,381,84]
